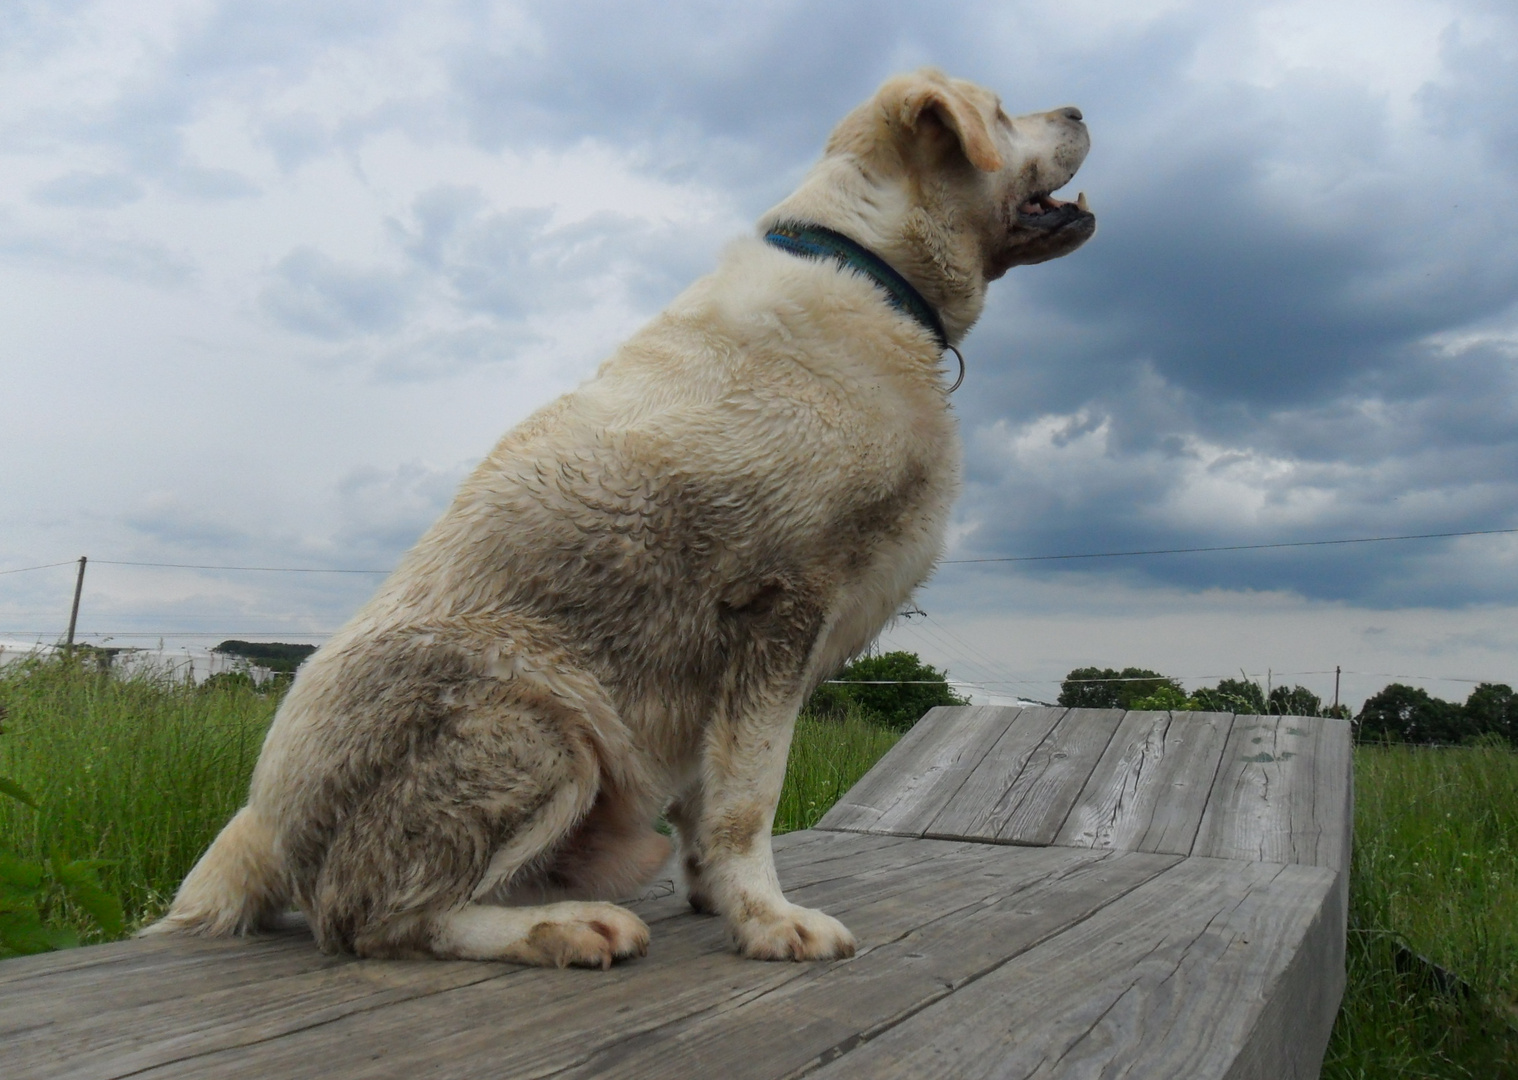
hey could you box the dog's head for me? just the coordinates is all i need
[836,69,1093,279]
[770,69,1093,334]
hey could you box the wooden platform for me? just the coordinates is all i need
[0,707,1352,1079]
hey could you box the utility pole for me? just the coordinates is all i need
[1333,665,1341,714]
[65,556,87,654]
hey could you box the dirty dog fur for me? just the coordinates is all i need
[147,69,1094,967]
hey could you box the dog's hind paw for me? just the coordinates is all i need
[520,902,651,970]
[731,902,856,962]
[434,901,649,968]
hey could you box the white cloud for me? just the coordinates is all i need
[0,0,1513,695]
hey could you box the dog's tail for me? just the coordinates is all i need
[140,806,289,938]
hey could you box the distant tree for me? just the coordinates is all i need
[1268,685,1322,717]
[213,640,317,675]
[1463,683,1517,747]
[1191,678,1268,715]
[1127,684,1200,711]
[807,651,968,732]
[1058,667,1182,710]
[1356,684,1467,745]
[199,671,261,695]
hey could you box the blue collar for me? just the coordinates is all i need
[762,221,950,351]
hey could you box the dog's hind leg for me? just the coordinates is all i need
[306,656,651,967]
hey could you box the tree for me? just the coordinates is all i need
[807,651,967,732]
[1355,684,1467,745]
[1191,678,1268,715]
[1127,684,1199,711]
[213,640,316,675]
[1268,684,1322,717]
[1463,683,1517,747]
[1057,667,1183,710]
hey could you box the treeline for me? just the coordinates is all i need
[212,640,317,675]
[806,651,967,731]
[1058,666,1517,747]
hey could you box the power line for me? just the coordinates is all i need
[941,527,1518,565]
[0,630,337,638]
[0,560,77,576]
[4,527,1514,577]
[93,560,390,574]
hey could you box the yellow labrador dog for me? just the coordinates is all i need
[147,68,1094,967]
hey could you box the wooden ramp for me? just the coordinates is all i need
[0,707,1351,1080]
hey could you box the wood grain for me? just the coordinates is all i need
[113,842,1164,1080]
[807,856,1340,1080]
[921,706,1068,842]
[1192,714,1353,870]
[1054,710,1235,856]
[987,707,1125,846]
[816,706,1022,837]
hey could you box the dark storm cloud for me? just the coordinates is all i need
[7,0,1514,613]
[435,1,1518,606]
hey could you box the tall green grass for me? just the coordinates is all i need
[0,658,276,938]
[775,706,902,833]
[1325,740,1518,1077]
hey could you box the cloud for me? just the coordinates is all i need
[260,247,413,339]
[31,170,143,207]
[0,210,192,283]
[1,0,1516,665]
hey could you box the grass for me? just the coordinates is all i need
[4,657,1517,1078]
[1324,740,1518,1077]
[774,706,903,833]
[0,658,277,938]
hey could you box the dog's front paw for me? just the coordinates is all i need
[731,902,856,962]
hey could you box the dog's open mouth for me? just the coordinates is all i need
[1016,191,1092,229]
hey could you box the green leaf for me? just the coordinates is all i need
[0,776,37,808]
[0,910,77,957]
[52,859,126,938]
[0,852,46,891]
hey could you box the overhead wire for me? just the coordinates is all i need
[0,560,78,576]
[941,527,1518,564]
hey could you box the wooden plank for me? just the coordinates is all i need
[0,832,924,1079]
[1223,868,1346,1079]
[1192,715,1353,870]
[815,706,1023,837]
[806,856,1341,1080]
[808,706,963,832]
[549,851,1181,1080]
[920,706,1067,842]
[987,708,1126,846]
[117,844,1175,1080]
[1054,710,1235,856]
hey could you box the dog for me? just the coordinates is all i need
[145,68,1094,967]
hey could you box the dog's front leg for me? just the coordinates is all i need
[688,706,856,962]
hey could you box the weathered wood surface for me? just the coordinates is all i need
[818,708,1353,872]
[0,709,1352,1080]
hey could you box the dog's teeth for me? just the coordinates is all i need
[1076,191,1089,212]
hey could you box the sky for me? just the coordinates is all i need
[2,0,1516,709]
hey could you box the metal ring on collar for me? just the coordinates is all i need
[945,345,965,393]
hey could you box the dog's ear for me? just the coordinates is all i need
[893,74,1004,173]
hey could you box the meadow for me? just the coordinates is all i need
[1,658,1515,1074]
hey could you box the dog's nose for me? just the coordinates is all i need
[1058,106,1083,123]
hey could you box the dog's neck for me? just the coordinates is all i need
[758,155,991,344]
[762,221,949,351]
